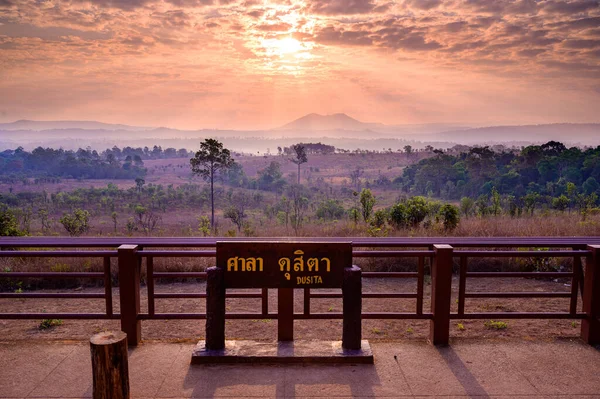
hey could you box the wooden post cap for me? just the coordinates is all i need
[90,331,127,346]
[90,330,130,399]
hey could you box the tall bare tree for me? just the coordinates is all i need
[289,144,308,185]
[190,139,234,227]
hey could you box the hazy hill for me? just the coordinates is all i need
[0,120,150,131]
[278,113,384,131]
[434,124,600,145]
[0,117,599,152]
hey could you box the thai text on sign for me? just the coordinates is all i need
[216,241,352,288]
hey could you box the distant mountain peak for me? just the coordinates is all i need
[277,113,380,131]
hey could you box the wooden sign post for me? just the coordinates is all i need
[194,241,372,363]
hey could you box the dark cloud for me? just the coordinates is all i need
[469,16,501,28]
[461,0,508,14]
[460,0,540,14]
[314,26,373,45]
[381,32,442,51]
[542,0,599,14]
[403,0,442,10]
[551,17,600,30]
[164,0,215,6]
[151,10,191,27]
[518,48,547,57]
[73,0,153,10]
[443,40,487,53]
[0,23,113,40]
[307,0,378,15]
[0,0,13,7]
[76,0,217,9]
[438,21,469,33]
[563,39,600,49]
[246,9,264,18]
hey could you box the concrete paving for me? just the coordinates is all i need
[0,338,599,398]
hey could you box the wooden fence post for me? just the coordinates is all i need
[342,265,362,350]
[582,245,600,345]
[430,244,453,345]
[118,245,141,346]
[90,331,129,399]
[206,266,226,350]
[278,288,294,341]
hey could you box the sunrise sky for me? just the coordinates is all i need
[0,0,599,130]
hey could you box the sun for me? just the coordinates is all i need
[262,37,304,57]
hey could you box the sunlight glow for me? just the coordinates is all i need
[262,37,304,57]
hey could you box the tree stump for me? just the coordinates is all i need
[90,331,130,399]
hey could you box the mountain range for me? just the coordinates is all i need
[1,114,599,152]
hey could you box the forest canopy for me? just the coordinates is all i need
[399,141,600,200]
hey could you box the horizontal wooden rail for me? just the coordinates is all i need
[0,313,120,319]
[362,272,418,278]
[352,250,434,257]
[464,292,571,298]
[454,250,590,257]
[138,313,278,320]
[466,272,573,278]
[152,272,207,279]
[310,292,417,299]
[0,251,117,257]
[450,312,586,319]
[0,272,105,279]
[0,293,105,299]
[2,236,600,248]
[139,250,216,257]
[153,292,262,299]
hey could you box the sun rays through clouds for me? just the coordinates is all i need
[0,0,599,128]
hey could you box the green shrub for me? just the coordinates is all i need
[0,206,23,237]
[405,196,429,226]
[59,209,90,237]
[372,209,389,228]
[315,199,345,220]
[437,204,460,230]
[389,202,408,228]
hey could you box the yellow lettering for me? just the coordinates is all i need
[279,257,290,272]
[293,275,324,285]
[245,257,256,272]
[321,257,331,272]
[227,257,239,272]
[294,250,304,272]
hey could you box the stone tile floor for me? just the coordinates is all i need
[1,338,599,398]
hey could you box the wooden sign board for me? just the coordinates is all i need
[217,241,352,288]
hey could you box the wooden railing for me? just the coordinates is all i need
[0,237,599,346]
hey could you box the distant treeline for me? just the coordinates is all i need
[0,145,193,180]
[279,143,335,155]
[398,140,600,204]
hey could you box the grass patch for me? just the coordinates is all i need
[39,319,63,330]
[484,320,508,330]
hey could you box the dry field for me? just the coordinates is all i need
[0,152,419,194]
